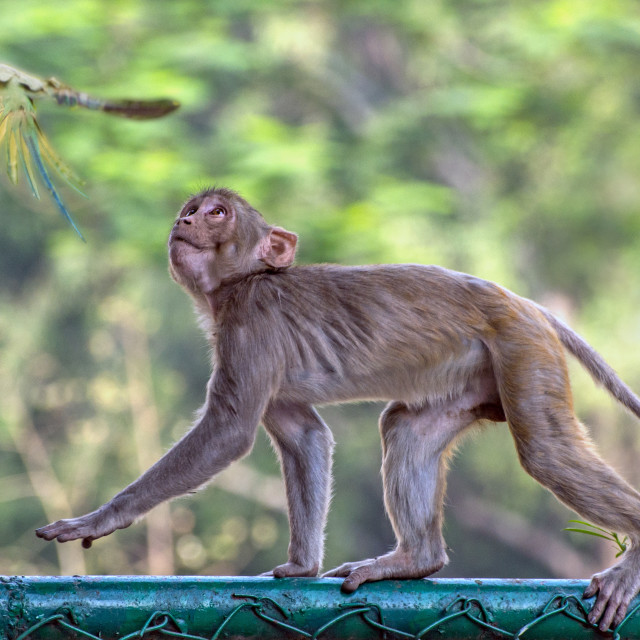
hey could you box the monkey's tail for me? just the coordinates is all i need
[539,306,640,419]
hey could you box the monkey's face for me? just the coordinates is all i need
[168,188,282,295]
[169,190,247,294]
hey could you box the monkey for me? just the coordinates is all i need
[36,186,640,632]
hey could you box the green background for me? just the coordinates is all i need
[1,0,640,582]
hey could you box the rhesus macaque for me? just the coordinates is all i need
[37,188,640,631]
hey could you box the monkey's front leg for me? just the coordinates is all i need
[262,402,335,577]
[36,382,264,547]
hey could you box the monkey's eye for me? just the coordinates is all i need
[210,206,226,217]
[184,207,198,216]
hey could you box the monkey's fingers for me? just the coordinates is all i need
[36,520,74,541]
[36,518,96,543]
[35,507,133,545]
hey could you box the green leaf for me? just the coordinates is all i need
[563,528,613,541]
[566,520,612,535]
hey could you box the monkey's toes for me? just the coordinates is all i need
[264,562,319,578]
[584,569,639,632]
[323,559,377,592]
[324,551,446,593]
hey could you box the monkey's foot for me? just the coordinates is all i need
[322,549,446,593]
[584,549,640,632]
[35,505,133,548]
[262,561,320,578]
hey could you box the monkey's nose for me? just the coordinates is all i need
[178,218,192,225]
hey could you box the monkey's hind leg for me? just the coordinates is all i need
[493,336,640,631]
[514,412,640,631]
[324,395,487,592]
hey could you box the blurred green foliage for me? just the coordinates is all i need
[1,0,640,581]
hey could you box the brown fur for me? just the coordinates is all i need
[37,187,640,631]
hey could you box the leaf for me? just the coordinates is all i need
[0,109,9,140]
[566,520,612,535]
[563,528,613,541]
[34,119,84,193]
[18,126,40,198]
[6,119,19,184]
[25,135,85,241]
[565,522,628,557]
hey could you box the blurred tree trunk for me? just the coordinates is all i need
[120,306,174,575]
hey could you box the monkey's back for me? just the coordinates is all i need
[215,263,527,406]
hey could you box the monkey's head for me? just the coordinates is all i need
[168,187,298,295]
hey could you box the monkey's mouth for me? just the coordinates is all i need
[170,234,204,250]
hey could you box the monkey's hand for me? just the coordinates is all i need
[323,549,446,592]
[584,548,640,631]
[35,503,134,548]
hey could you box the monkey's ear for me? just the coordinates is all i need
[257,227,298,268]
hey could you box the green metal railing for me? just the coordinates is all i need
[2,576,639,639]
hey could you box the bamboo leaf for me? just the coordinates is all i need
[0,110,9,141]
[7,120,19,184]
[25,135,85,241]
[18,128,40,198]
[35,123,84,194]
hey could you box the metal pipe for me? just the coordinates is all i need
[2,576,638,639]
